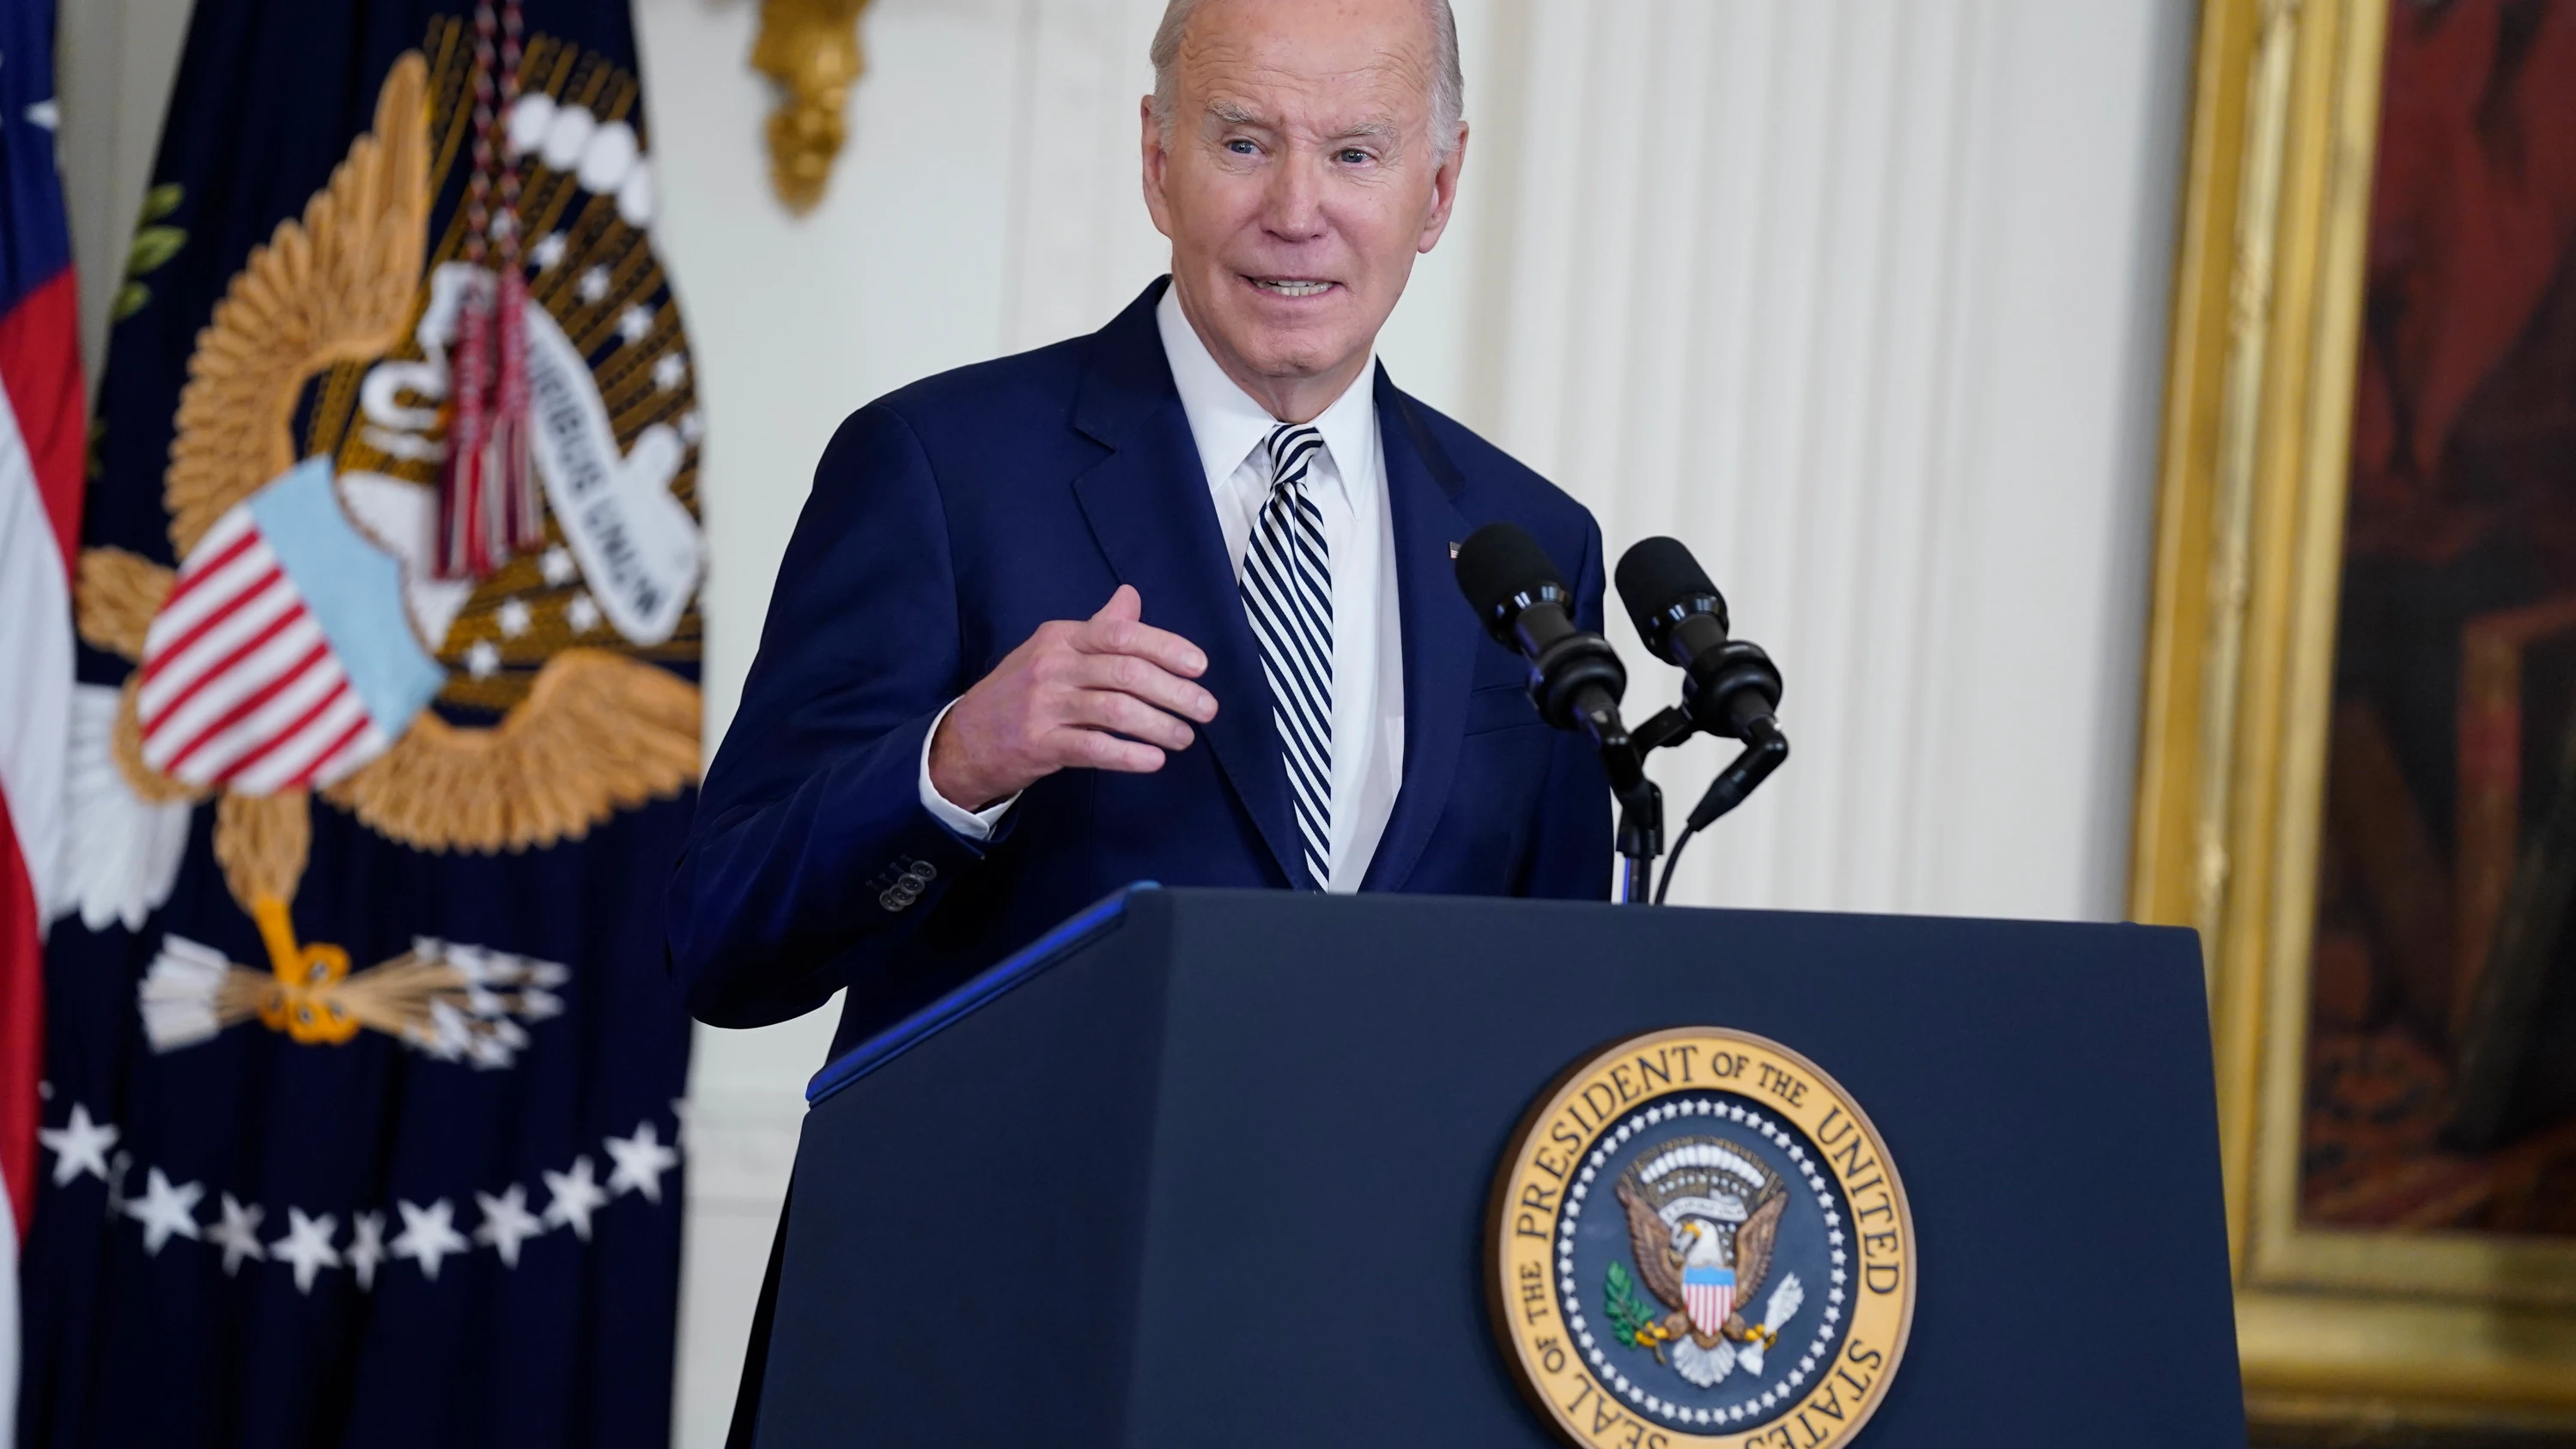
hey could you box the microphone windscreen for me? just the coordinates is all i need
[1613,537,1717,623]
[1454,522,1566,623]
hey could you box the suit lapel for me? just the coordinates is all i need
[1360,372,1476,893]
[1069,282,1303,886]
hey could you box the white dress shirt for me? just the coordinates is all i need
[918,288,1406,892]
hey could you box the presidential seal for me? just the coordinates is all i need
[1486,1028,1914,1449]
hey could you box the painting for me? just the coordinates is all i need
[2134,0,2576,1438]
[2305,0,2576,1240]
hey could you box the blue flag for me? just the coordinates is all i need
[21,3,703,1444]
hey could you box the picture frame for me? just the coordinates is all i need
[2132,0,2576,1439]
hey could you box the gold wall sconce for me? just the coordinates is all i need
[751,0,872,213]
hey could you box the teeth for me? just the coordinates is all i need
[1255,279,1334,297]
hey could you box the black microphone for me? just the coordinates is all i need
[1614,536,1783,741]
[1454,523,1635,779]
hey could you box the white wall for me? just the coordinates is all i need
[58,1,2194,1444]
[1471,0,2191,921]
[57,0,191,385]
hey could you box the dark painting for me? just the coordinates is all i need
[2304,0,2576,1234]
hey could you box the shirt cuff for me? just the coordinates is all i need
[918,698,1019,840]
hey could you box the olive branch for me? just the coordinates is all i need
[1604,1261,1660,1349]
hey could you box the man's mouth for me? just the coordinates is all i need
[1248,276,1337,298]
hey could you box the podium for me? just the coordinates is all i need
[753,887,2244,1447]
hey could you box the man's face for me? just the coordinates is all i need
[1142,0,1465,417]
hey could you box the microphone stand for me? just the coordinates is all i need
[1607,676,1792,907]
[1577,704,1662,906]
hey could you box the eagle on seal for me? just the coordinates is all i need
[1614,1134,1807,1387]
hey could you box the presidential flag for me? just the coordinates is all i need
[0,0,87,1437]
[20,3,705,1445]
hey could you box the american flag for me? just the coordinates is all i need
[0,0,85,1436]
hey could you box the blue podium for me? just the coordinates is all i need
[751,887,2243,1447]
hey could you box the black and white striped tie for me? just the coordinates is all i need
[1241,422,1334,890]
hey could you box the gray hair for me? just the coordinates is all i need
[1150,0,1464,164]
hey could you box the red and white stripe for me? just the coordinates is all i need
[1684,1280,1735,1338]
[137,508,387,795]
[0,260,84,1449]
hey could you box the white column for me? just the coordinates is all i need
[1460,0,2193,921]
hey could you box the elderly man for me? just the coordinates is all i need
[677,0,1618,1040]
[671,0,1609,1056]
[674,0,1609,1432]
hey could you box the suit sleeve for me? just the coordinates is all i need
[665,404,1004,1028]
[1515,512,1615,900]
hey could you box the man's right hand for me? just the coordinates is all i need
[927,585,1219,812]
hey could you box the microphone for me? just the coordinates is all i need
[1613,536,1790,902]
[1614,537,1782,741]
[1453,523,1636,781]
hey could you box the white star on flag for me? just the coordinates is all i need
[566,592,601,633]
[605,1121,678,1203]
[349,1210,387,1291]
[532,232,568,270]
[391,1198,470,1281]
[651,353,688,391]
[39,1103,118,1185]
[543,1155,609,1241]
[473,1184,547,1268]
[539,544,578,585]
[617,305,654,344]
[465,639,501,678]
[125,1168,204,1255]
[204,1192,268,1275]
[496,598,532,638]
[270,1208,342,1294]
[577,265,610,303]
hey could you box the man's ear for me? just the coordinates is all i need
[1140,95,1176,241]
[1418,122,1468,254]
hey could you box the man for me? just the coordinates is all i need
[668,0,1610,1066]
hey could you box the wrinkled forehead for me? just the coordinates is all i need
[1177,0,1438,130]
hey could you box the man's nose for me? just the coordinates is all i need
[1260,150,1329,243]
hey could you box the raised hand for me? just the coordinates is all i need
[927,585,1219,811]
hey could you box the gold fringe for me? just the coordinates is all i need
[323,648,700,853]
[112,676,203,806]
[215,791,312,911]
[165,53,429,556]
[76,547,174,662]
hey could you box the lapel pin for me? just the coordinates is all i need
[1449,541,1462,560]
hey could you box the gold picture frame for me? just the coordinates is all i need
[2134,0,2576,1438]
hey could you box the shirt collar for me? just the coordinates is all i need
[1156,283,1376,500]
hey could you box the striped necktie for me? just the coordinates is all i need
[1241,422,1334,890]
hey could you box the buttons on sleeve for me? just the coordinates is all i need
[877,858,939,912]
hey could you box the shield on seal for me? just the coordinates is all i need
[1683,1264,1736,1337]
[136,457,445,795]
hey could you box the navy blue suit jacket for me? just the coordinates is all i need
[667,281,1612,1059]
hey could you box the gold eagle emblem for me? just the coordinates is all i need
[1614,1139,1791,1366]
[72,29,702,1061]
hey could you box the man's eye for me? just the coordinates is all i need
[1227,139,1259,155]
[1338,149,1370,164]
